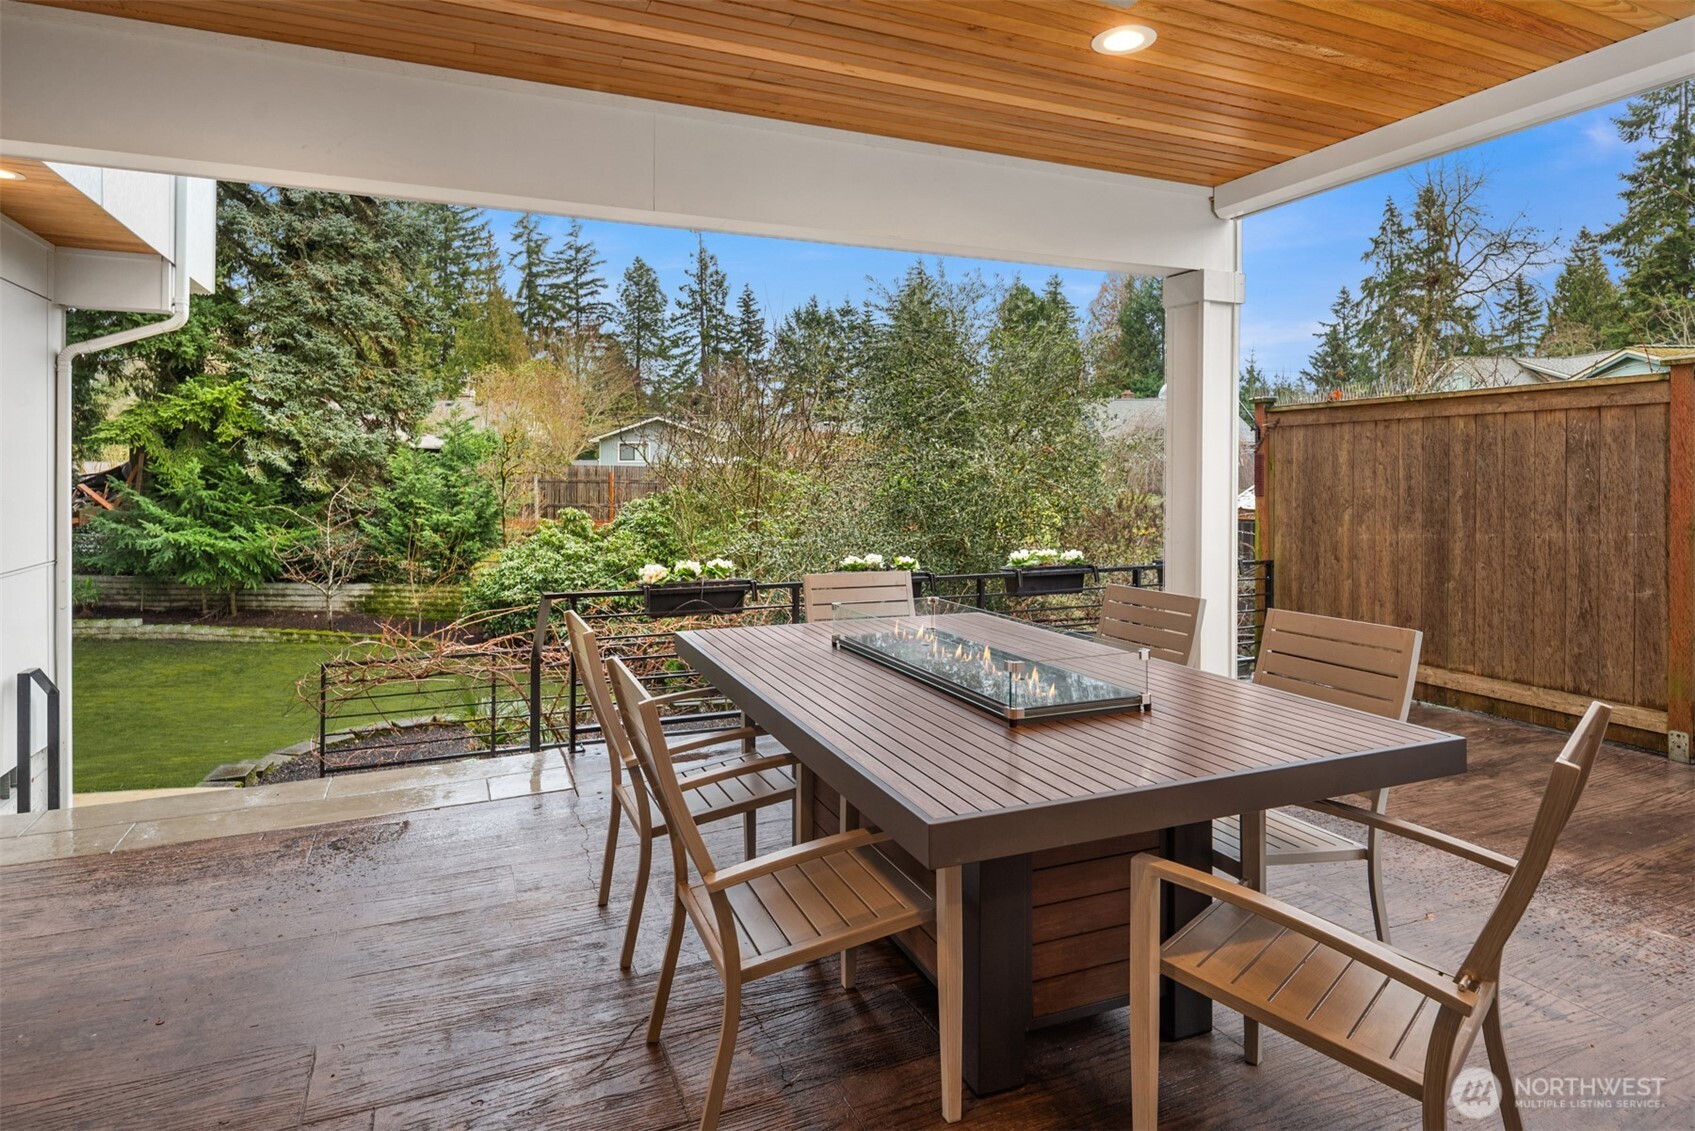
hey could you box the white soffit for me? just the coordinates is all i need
[1214,18,1695,219]
[0,0,1235,276]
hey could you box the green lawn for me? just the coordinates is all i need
[73,638,343,791]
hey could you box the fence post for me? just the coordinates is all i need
[789,583,801,624]
[490,661,499,754]
[1669,360,1693,763]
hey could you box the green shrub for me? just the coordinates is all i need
[460,498,682,635]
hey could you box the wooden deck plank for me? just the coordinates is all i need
[0,704,1687,1129]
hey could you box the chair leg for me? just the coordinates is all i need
[743,810,757,860]
[838,795,858,991]
[1367,829,1392,944]
[700,976,742,1131]
[1421,1081,1447,1130]
[1484,997,1522,1131]
[647,895,686,1045]
[1240,810,1266,1067]
[619,831,653,971]
[597,795,621,909]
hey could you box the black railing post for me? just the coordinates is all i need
[45,680,60,811]
[1263,559,1276,611]
[789,583,801,624]
[975,576,986,608]
[14,672,30,813]
[490,660,499,753]
[530,595,551,753]
[318,664,328,777]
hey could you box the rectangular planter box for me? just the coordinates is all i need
[643,579,755,615]
[1000,565,1092,597]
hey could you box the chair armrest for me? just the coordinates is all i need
[1302,800,1517,874]
[649,688,720,707]
[703,829,889,893]
[1132,853,1479,1015]
[668,727,763,759]
[679,753,797,791]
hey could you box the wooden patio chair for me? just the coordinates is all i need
[610,657,936,1131]
[1215,608,1425,940]
[1096,583,1205,666]
[801,570,916,621]
[1131,701,1611,1131]
[566,610,797,971]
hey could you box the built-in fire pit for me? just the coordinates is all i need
[831,602,1149,724]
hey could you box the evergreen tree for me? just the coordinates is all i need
[1489,275,1544,353]
[732,284,768,365]
[509,212,559,343]
[676,237,734,393]
[1541,228,1626,354]
[417,203,498,392]
[221,185,440,489]
[1302,287,1372,391]
[547,219,609,355]
[1357,197,1418,381]
[1084,275,1164,397]
[770,297,871,418]
[611,257,681,401]
[1602,81,1695,340]
[1238,351,1271,423]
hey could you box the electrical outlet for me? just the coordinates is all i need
[1671,731,1691,764]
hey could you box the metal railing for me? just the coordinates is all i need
[9,669,61,811]
[311,560,1275,771]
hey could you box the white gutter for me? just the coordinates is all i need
[51,175,193,804]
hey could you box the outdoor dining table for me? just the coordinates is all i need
[675,611,1466,1122]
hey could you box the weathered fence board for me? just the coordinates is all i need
[1261,372,1685,753]
[520,467,663,524]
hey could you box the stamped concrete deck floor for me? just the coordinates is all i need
[0,707,1688,1129]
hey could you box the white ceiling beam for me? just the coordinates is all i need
[1213,18,1695,220]
[0,1,1234,276]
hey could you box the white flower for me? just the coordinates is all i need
[1060,549,1085,563]
[672,559,704,580]
[840,554,865,568]
[894,555,919,571]
[639,563,670,586]
[1008,549,1033,565]
[703,557,736,578]
[863,553,885,568]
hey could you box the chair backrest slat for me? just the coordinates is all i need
[1253,608,1422,721]
[802,571,916,622]
[1460,701,1610,983]
[1097,585,1205,667]
[566,609,638,780]
[608,656,720,884]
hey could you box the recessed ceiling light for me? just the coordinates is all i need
[1091,24,1156,56]
[0,169,24,181]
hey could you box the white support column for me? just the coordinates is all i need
[1163,267,1245,677]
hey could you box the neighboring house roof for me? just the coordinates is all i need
[585,416,686,444]
[1438,346,1674,390]
[1090,395,1254,444]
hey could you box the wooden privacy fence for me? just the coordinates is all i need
[1257,366,1693,757]
[520,466,664,524]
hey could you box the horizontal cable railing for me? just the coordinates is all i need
[311,560,1273,772]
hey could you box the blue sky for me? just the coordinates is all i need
[486,97,1640,380]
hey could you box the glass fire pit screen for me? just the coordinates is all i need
[830,598,1149,724]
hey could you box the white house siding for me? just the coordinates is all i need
[1,219,63,814]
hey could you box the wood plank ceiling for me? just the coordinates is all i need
[0,158,157,253]
[25,1,1693,185]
